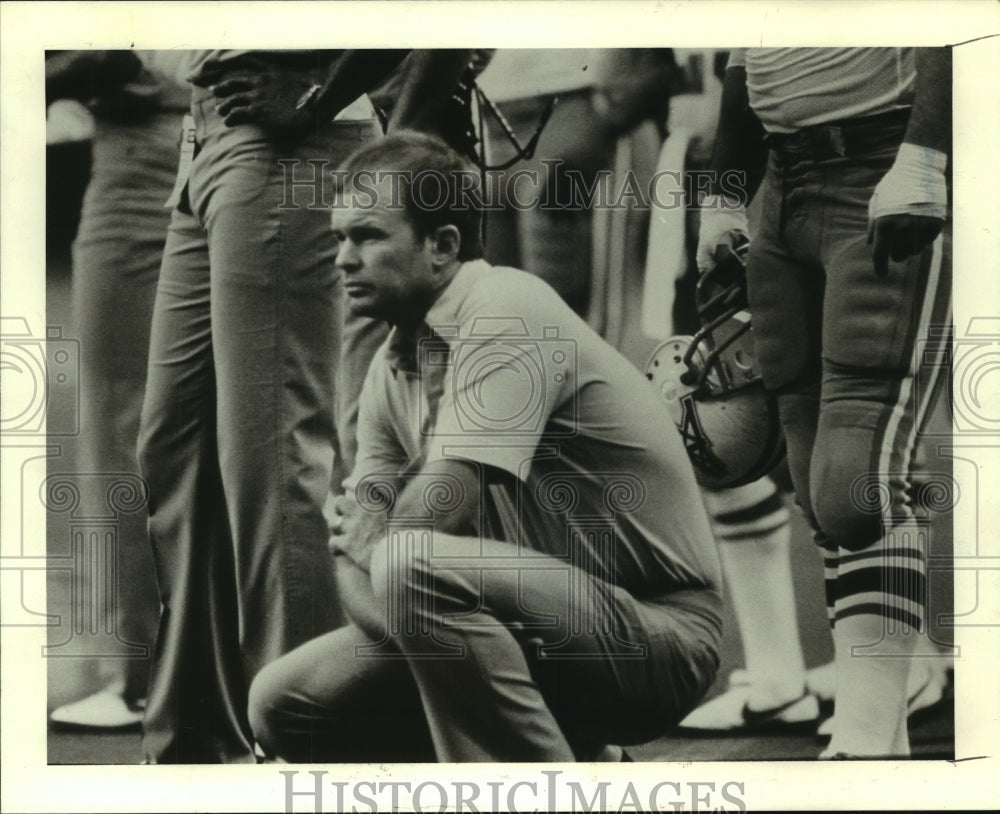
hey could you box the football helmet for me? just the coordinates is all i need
[645,241,786,490]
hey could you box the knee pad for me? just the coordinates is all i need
[809,399,901,551]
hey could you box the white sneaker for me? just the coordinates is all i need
[50,690,145,728]
[816,661,949,737]
[679,674,819,733]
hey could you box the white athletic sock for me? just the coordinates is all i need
[823,613,916,757]
[720,530,808,709]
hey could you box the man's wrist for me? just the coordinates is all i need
[897,142,948,173]
[295,83,322,116]
[868,141,949,223]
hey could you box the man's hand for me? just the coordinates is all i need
[211,68,314,132]
[696,194,750,275]
[867,142,948,276]
[328,490,386,572]
[328,492,359,539]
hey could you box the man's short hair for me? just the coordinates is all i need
[338,131,485,261]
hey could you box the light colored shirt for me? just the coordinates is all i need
[729,47,915,133]
[134,50,197,110]
[349,260,721,603]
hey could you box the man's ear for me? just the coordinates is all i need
[429,225,461,266]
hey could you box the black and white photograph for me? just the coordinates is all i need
[2,2,998,812]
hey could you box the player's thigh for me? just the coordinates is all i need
[821,217,951,374]
[812,230,951,543]
[746,163,824,392]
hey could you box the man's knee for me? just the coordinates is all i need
[809,400,892,550]
[369,529,436,607]
[811,473,885,551]
[370,529,480,625]
[247,659,290,759]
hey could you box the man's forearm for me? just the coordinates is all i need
[387,49,476,133]
[708,66,767,202]
[334,555,386,640]
[312,49,410,122]
[903,47,952,157]
[45,50,142,104]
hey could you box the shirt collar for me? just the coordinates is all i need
[384,259,490,376]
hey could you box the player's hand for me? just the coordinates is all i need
[211,68,314,132]
[697,194,750,275]
[868,214,945,277]
[867,142,948,276]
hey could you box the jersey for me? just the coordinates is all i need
[728,47,915,133]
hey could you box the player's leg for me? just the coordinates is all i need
[811,168,952,756]
[741,148,832,730]
[369,530,720,761]
[248,623,434,763]
[681,477,817,730]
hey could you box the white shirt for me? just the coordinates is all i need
[729,47,915,133]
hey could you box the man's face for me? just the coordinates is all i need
[331,179,435,325]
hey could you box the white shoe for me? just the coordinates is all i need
[679,675,819,733]
[816,662,949,737]
[50,690,145,728]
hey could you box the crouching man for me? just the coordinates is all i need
[248,132,723,762]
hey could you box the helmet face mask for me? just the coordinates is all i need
[646,244,786,490]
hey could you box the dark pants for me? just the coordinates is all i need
[747,113,952,630]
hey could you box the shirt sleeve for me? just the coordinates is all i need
[424,275,576,481]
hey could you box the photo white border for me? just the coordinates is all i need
[2,2,998,811]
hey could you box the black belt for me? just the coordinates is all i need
[766,107,911,161]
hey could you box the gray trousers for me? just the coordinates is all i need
[137,88,385,763]
[249,531,720,762]
[71,110,181,702]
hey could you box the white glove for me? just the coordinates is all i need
[868,142,948,223]
[697,194,750,274]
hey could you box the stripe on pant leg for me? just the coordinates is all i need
[840,236,948,629]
